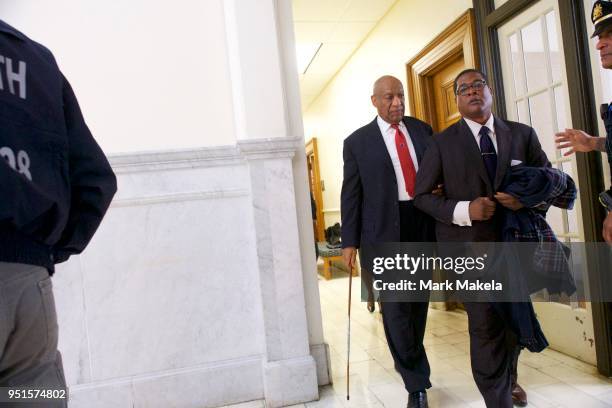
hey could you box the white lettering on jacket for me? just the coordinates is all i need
[0,147,32,180]
[0,55,26,99]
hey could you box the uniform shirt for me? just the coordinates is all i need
[452,114,497,226]
[377,116,419,201]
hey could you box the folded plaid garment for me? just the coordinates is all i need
[501,165,577,295]
[502,165,576,241]
[495,166,577,352]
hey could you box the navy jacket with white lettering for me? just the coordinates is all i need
[0,20,117,272]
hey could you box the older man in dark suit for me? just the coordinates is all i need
[341,75,435,408]
[414,69,550,407]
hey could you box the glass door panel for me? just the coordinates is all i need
[498,0,596,364]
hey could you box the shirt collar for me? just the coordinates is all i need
[464,114,495,138]
[377,115,406,133]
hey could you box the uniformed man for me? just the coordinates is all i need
[555,0,612,243]
[0,19,117,407]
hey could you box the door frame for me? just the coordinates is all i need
[473,0,612,375]
[406,9,479,131]
[306,137,325,242]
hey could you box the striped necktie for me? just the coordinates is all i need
[479,126,497,185]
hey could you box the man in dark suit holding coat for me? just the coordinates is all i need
[414,69,550,407]
[341,75,435,408]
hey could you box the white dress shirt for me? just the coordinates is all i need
[452,114,497,226]
[377,116,419,201]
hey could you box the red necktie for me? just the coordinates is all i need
[391,123,416,197]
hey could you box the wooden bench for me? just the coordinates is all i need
[317,241,359,280]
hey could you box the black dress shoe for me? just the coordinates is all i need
[512,383,527,407]
[407,391,428,408]
[367,300,375,313]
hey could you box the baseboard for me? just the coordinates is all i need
[310,342,331,386]
[68,357,263,408]
[262,355,318,407]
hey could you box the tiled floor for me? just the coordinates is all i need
[226,270,612,408]
[309,271,612,408]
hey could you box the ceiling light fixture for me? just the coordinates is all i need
[296,42,322,75]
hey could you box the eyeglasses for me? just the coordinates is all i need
[456,80,487,96]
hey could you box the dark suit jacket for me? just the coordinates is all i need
[413,117,550,242]
[341,116,434,248]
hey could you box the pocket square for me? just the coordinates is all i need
[511,160,523,166]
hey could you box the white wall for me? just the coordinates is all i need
[275,0,328,371]
[302,0,472,227]
[55,148,265,407]
[0,0,236,153]
[55,141,320,408]
[1,0,327,406]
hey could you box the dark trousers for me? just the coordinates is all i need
[511,347,520,387]
[380,201,432,392]
[464,302,517,408]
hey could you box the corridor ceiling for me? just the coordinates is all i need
[292,0,397,109]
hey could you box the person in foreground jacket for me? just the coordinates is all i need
[0,19,117,406]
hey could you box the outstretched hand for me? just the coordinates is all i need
[555,129,597,156]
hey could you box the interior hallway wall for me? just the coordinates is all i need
[0,0,327,406]
[0,0,236,152]
[302,0,471,227]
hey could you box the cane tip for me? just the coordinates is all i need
[346,396,350,400]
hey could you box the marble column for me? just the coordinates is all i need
[239,138,318,406]
[224,0,326,404]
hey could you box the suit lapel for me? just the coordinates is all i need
[402,117,425,164]
[493,117,511,190]
[458,119,492,192]
[368,117,395,174]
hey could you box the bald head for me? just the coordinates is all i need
[371,75,405,124]
[372,75,402,95]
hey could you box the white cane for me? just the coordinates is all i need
[346,262,353,400]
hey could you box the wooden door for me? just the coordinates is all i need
[432,56,464,131]
[306,138,325,242]
[406,10,479,132]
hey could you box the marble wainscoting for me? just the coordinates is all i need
[52,139,325,408]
